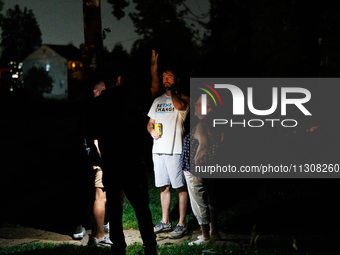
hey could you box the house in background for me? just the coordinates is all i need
[23,44,82,99]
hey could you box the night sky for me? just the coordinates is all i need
[2,0,209,52]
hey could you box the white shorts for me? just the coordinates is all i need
[152,154,186,189]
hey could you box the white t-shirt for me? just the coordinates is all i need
[148,93,188,154]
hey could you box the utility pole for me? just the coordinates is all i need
[82,0,104,77]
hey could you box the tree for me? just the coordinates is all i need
[108,0,199,87]
[107,0,129,20]
[102,43,130,85]
[24,67,53,99]
[0,0,4,24]
[0,5,42,65]
[197,0,252,77]
[197,0,340,77]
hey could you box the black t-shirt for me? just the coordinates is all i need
[85,86,151,165]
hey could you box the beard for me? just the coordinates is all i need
[164,83,176,91]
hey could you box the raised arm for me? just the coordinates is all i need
[150,50,161,98]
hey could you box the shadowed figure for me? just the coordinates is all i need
[84,51,161,255]
[181,96,224,246]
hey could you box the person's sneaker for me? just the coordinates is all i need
[168,223,187,239]
[188,238,210,246]
[103,222,110,233]
[88,235,113,247]
[72,224,86,239]
[154,221,172,234]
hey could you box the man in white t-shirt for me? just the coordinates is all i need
[147,66,190,239]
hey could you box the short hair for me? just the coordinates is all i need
[91,78,104,90]
[161,66,180,80]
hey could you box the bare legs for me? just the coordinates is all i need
[92,187,106,239]
[201,216,219,240]
[160,185,188,226]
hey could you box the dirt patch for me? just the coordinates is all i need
[0,226,78,247]
[0,226,205,248]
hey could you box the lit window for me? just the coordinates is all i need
[72,62,76,69]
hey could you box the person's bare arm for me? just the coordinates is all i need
[147,117,161,140]
[171,89,190,111]
[194,122,209,166]
[150,50,161,98]
[94,139,101,159]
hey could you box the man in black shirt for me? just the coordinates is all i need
[85,51,161,255]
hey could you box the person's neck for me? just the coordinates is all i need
[165,89,171,96]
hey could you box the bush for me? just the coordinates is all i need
[24,67,53,99]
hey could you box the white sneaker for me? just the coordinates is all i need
[88,235,113,247]
[73,225,86,239]
[103,222,110,233]
[188,238,210,246]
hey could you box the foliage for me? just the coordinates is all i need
[107,1,313,77]
[107,0,199,88]
[107,0,340,78]
[0,4,42,64]
[108,0,199,50]
[122,174,182,230]
[102,44,130,85]
[128,0,189,38]
[0,0,4,23]
[23,67,53,99]
[199,0,340,77]
[107,0,129,20]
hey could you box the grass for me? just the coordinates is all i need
[0,177,334,255]
[0,241,295,255]
[121,174,162,230]
[122,174,196,230]
[0,173,296,254]
[1,173,334,254]
[0,243,111,255]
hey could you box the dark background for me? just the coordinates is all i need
[1,1,340,253]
